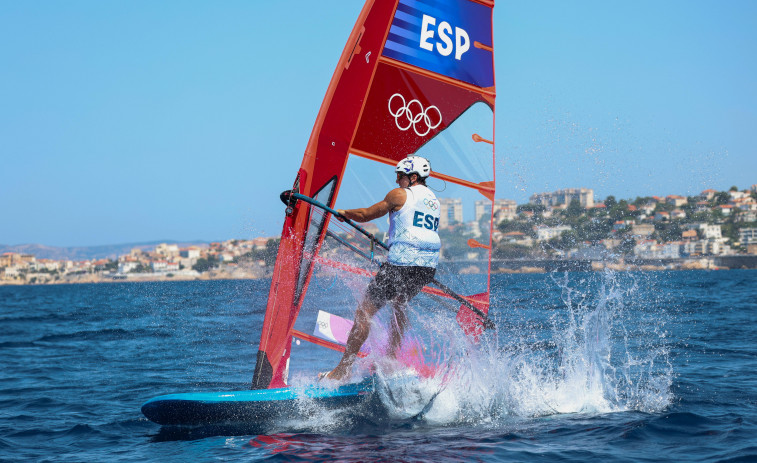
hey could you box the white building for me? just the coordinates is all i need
[180,247,201,259]
[739,228,757,245]
[439,198,463,229]
[29,260,61,272]
[3,266,20,278]
[667,195,688,207]
[156,244,180,257]
[151,261,179,272]
[693,201,710,213]
[700,189,717,201]
[633,240,684,259]
[474,199,518,222]
[118,261,139,274]
[736,211,757,223]
[661,242,683,258]
[634,241,660,259]
[639,203,657,215]
[530,188,594,208]
[717,205,734,216]
[683,240,733,256]
[634,241,682,259]
[631,223,655,238]
[536,225,572,241]
[699,224,722,240]
[729,190,748,200]
[670,209,687,220]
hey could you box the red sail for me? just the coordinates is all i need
[253,0,496,389]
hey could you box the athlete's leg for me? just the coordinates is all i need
[387,266,435,358]
[387,299,409,358]
[326,297,381,381]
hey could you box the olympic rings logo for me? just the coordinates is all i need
[423,198,439,210]
[388,93,442,137]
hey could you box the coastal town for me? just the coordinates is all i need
[2,184,756,285]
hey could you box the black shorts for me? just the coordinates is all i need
[365,263,436,308]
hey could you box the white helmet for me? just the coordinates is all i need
[395,155,431,178]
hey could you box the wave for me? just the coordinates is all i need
[36,328,158,343]
[0,341,39,348]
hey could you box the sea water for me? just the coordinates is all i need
[1,271,755,462]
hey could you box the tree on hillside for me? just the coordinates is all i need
[548,229,579,251]
[498,219,536,237]
[608,199,631,222]
[133,263,150,273]
[632,196,646,206]
[192,255,219,273]
[690,211,713,223]
[576,218,613,243]
[517,203,546,216]
[654,201,674,212]
[713,191,730,206]
[653,222,682,242]
[239,238,280,266]
[565,199,583,218]
[721,222,740,244]
[493,243,533,259]
[614,232,637,256]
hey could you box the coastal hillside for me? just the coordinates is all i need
[0,241,209,262]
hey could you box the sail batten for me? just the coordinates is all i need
[350,148,494,197]
[378,56,496,95]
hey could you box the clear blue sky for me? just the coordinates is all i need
[1,1,755,247]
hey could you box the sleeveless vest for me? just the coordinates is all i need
[387,185,441,268]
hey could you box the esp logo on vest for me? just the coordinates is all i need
[413,211,440,231]
[419,14,470,61]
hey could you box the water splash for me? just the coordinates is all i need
[284,270,673,432]
[375,270,673,426]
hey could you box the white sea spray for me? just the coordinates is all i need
[370,269,674,426]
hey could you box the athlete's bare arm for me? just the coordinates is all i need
[338,188,407,222]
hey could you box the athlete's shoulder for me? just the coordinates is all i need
[385,187,408,209]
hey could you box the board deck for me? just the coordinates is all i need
[141,377,374,426]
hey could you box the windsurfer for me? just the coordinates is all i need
[324,155,441,382]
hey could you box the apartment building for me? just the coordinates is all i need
[474,198,517,222]
[439,197,463,229]
[529,188,594,208]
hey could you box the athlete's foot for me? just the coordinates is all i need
[325,364,350,382]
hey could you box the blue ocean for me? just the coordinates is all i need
[1,270,756,462]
